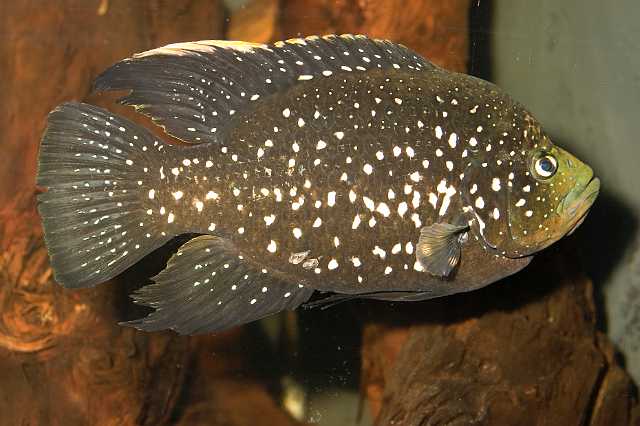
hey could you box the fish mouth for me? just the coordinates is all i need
[560,175,600,236]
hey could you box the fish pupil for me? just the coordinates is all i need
[539,158,554,172]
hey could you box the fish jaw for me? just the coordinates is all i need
[511,174,600,254]
[560,176,600,236]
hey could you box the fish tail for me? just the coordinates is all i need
[37,102,171,288]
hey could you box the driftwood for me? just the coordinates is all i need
[0,2,299,425]
[360,251,640,425]
[1,0,637,425]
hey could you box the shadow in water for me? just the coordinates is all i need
[112,233,199,322]
[549,134,639,332]
[568,191,638,331]
[468,0,493,81]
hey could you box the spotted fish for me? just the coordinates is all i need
[36,35,600,334]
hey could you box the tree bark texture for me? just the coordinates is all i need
[360,252,640,425]
[0,2,298,425]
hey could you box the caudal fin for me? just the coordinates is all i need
[37,102,171,288]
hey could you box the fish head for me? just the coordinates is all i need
[463,115,600,258]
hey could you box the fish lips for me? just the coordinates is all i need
[563,176,600,236]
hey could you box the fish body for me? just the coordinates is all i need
[37,35,599,334]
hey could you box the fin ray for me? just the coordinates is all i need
[37,102,171,288]
[125,235,314,335]
[416,223,468,277]
[94,34,433,144]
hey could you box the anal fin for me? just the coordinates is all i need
[123,235,313,335]
[416,223,469,277]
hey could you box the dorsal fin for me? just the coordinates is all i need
[93,34,433,144]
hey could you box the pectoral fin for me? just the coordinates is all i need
[416,223,469,277]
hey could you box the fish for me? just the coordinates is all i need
[36,34,600,335]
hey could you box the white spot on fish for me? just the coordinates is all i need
[352,214,361,229]
[372,245,386,259]
[388,188,396,199]
[429,193,438,209]
[437,179,448,193]
[289,251,309,264]
[327,191,337,206]
[406,146,415,157]
[363,196,375,211]
[398,202,408,217]
[400,243,412,257]
[448,133,458,148]
[264,214,276,226]
[376,202,391,217]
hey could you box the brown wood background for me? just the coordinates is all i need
[0,1,637,425]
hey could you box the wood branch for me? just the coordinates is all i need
[1,1,307,424]
[0,2,234,425]
[361,252,640,425]
[227,0,281,44]
[279,0,470,73]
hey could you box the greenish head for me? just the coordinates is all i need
[464,113,600,258]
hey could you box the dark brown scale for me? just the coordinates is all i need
[149,69,523,295]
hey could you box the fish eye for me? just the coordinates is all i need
[533,154,558,179]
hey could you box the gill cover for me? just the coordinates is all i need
[462,135,598,258]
